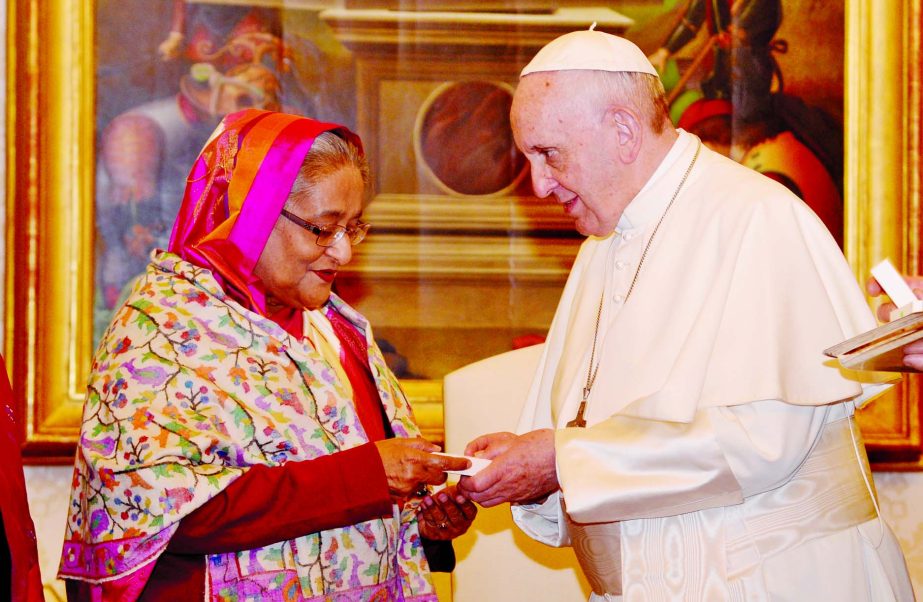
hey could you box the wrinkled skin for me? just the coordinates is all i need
[457,430,558,507]
[374,438,470,499]
[416,485,477,540]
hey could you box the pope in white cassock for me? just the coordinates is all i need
[457,29,915,601]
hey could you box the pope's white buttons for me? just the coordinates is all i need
[623,231,636,241]
[613,294,624,303]
[615,260,626,270]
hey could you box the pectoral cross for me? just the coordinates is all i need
[565,389,590,428]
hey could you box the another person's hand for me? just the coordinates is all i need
[374,438,470,499]
[457,429,558,508]
[867,275,923,370]
[464,431,518,460]
[900,339,923,371]
[416,485,477,540]
[866,275,923,321]
[647,47,670,73]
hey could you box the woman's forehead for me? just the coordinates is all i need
[286,167,365,219]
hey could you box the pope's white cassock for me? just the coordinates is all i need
[512,130,915,601]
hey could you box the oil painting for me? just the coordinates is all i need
[6,0,920,464]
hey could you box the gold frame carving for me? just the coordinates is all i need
[6,0,923,466]
[846,0,923,467]
[7,0,96,462]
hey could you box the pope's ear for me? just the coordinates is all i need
[607,107,642,163]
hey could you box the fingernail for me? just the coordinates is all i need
[455,495,466,504]
[438,494,449,503]
[425,498,434,507]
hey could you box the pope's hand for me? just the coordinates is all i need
[456,429,558,507]
[374,438,470,499]
[867,275,923,370]
[464,431,518,459]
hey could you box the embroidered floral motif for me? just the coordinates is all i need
[60,251,436,600]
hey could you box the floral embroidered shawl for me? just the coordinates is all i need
[60,252,436,600]
[59,110,436,600]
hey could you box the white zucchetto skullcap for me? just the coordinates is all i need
[521,29,658,78]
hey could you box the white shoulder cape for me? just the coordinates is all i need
[519,134,884,429]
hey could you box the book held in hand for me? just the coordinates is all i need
[824,311,923,372]
[825,258,923,372]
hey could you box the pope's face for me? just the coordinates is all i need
[511,72,629,237]
[254,166,365,312]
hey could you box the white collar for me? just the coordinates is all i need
[616,129,698,232]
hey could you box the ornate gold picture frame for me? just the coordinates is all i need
[843,0,922,467]
[6,0,922,467]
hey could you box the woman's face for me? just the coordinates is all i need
[254,166,365,312]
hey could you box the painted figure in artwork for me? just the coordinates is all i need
[647,0,844,246]
[648,0,783,126]
[95,2,284,314]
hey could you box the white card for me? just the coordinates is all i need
[434,452,492,476]
[871,259,923,321]
[872,259,916,308]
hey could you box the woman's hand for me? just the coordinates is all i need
[375,438,470,499]
[416,486,477,540]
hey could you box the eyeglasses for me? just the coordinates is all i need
[279,208,370,247]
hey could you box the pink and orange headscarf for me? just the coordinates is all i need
[168,109,363,335]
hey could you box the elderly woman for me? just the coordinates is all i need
[59,109,475,600]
